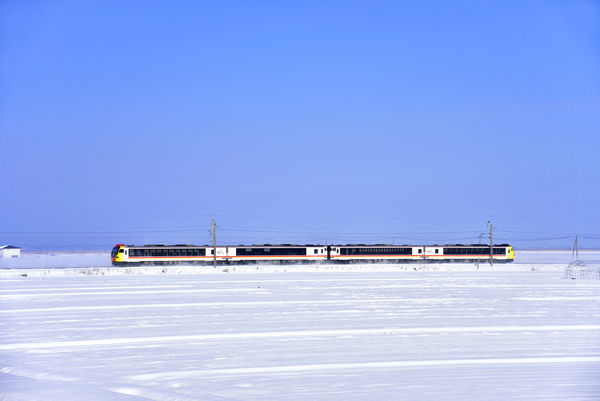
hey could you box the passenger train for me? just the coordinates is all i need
[111,243,515,265]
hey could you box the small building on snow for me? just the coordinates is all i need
[1,245,21,258]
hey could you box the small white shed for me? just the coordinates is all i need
[0,245,21,258]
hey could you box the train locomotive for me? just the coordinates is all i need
[111,243,514,265]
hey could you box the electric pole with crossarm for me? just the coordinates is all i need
[212,216,217,268]
[488,219,493,266]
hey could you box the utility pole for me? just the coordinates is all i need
[476,233,484,269]
[488,220,493,266]
[212,216,217,268]
[572,235,579,261]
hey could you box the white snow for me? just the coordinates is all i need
[1,269,599,400]
[516,250,600,264]
[0,251,108,269]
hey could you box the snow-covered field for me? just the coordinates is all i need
[516,250,600,264]
[1,269,599,400]
[0,251,109,270]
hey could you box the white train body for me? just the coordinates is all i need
[112,244,514,265]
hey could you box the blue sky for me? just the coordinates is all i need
[1,1,599,250]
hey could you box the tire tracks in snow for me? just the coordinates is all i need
[1,324,599,351]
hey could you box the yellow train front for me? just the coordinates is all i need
[111,243,515,265]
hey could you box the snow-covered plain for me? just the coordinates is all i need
[1,269,600,400]
[0,251,108,270]
[2,249,600,272]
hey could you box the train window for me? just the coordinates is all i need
[314,249,318,254]
[435,249,439,254]
[236,247,307,256]
[418,249,422,254]
[340,247,411,255]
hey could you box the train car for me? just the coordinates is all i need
[330,245,414,263]
[440,244,514,263]
[233,245,327,263]
[111,243,514,265]
[111,244,329,265]
[111,244,209,265]
[330,244,514,263]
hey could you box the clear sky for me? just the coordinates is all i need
[1,1,599,250]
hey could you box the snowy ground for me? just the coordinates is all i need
[516,250,600,264]
[1,270,599,400]
[0,251,108,269]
